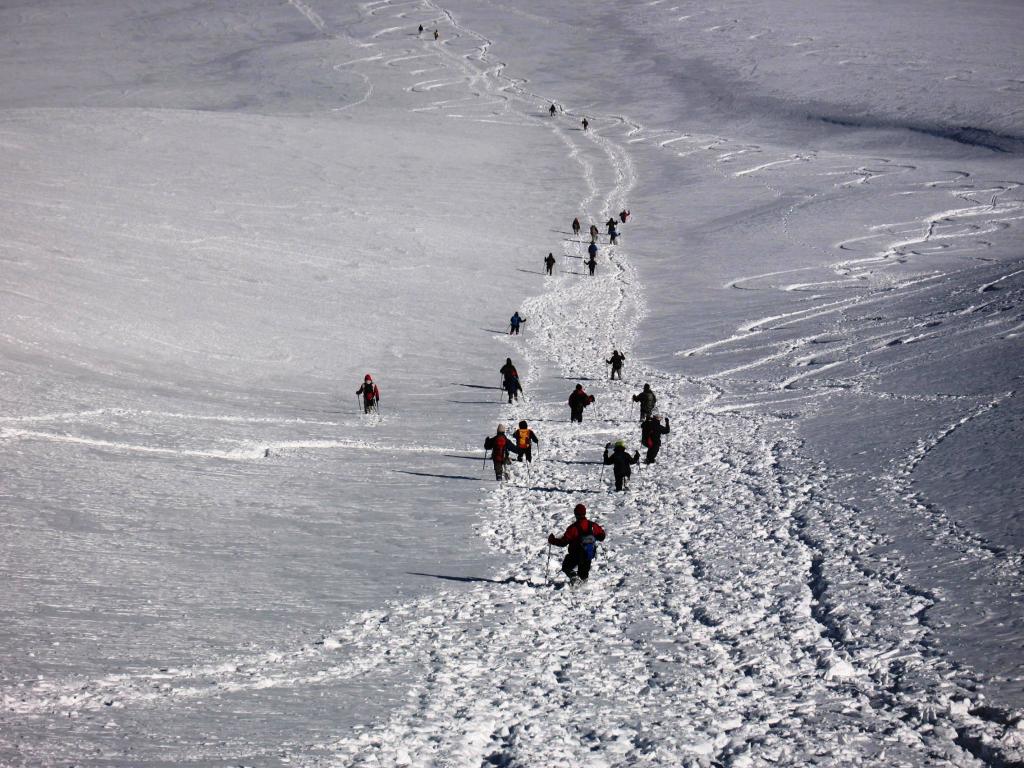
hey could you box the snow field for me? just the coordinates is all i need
[2,0,1023,765]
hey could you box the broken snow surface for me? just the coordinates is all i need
[2,0,1023,765]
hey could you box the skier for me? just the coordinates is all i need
[606,217,617,231]
[606,349,626,379]
[568,383,594,423]
[589,223,599,243]
[586,254,597,276]
[549,103,557,117]
[619,209,630,223]
[512,419,539,462]
[547,503,606,584]
[356,374,380,414]
[500,357,522,404]
[434,29,439,40]
[483,423,511,482]
[572,217,581,237]
[544,252,556,275]
[509,311,525,335]
[588,240,598,260]
[641,413,670,464]
[603,440,640,491]
[632,383,656,422]
[582,117,589,131]
[608,222,619,244]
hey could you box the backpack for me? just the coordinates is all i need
[492,435,508,463]
[578,520,597,560]
[516,429,530,449]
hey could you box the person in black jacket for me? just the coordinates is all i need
[640,414,670,464]
[606,349,626,379]
[603,440,640,491]
[544,252,556,275]
[568,384,594,423]
[632,383,656,422]
[500,358,522,404]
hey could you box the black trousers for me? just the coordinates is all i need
[610,366,622,379]
[570,408,584,423]
[646,444,661,464]
[515,447,532,462]
[614,472,630,491]
[561,550,592,580]
[545,264,553,275]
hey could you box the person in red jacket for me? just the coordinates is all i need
[568,383,594,423]
[548,503,606,583]
[356,374,380,414]
[483,423,511,482]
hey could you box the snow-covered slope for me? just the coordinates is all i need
[2,0,1022,765]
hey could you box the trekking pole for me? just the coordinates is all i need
[545,543,552,586]
[482,450,488,475]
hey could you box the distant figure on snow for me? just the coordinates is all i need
[509,311,525,335]
[619,209,630,223]
[588,240,598,260]
[582,117,589,131]
[484,423,511,482]
[589,223,599,243]
[641,414,670,464]
[434,29,439,40]
[607,349,626,379]
[356,374,380,414]
[512,420,539,462]
[633,383,656,422]
[500,357,523,403]
[549,103,557,117]
[544,252,556,275]
[548,503,606,584]
[586,254,597,276]
[418,23,423,34]
[572,217,581,237]
[604,440,640,491]
[568,383,595,422]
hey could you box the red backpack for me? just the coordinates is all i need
[492,435,508,462]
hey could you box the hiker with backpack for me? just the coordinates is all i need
[500,358,523,404]
[603,440,640,491]
[484,423,512,482]
[512,420,539,462]
[544,252,556,275]
[509,311,525,335]
[586,254,597,276]
[572,217,581,237]
[356,374,380,414]
[568,383,595,423]
[641,414,670,464]
[632,383,656,422]
[547,503,606,584]
[606,349,626,379]
[589,223,599,243]
[608,222,619,244]
[549,103,557,117]
[619,209,630,223]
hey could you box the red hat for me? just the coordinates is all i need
[364,374,372,380]
[573,503,586,518]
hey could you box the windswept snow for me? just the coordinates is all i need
[2,0,1023,766]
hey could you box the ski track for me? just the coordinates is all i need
[6,1,1023,766]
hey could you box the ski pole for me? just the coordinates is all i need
[546,543,551,586]
[482,450,489,475]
